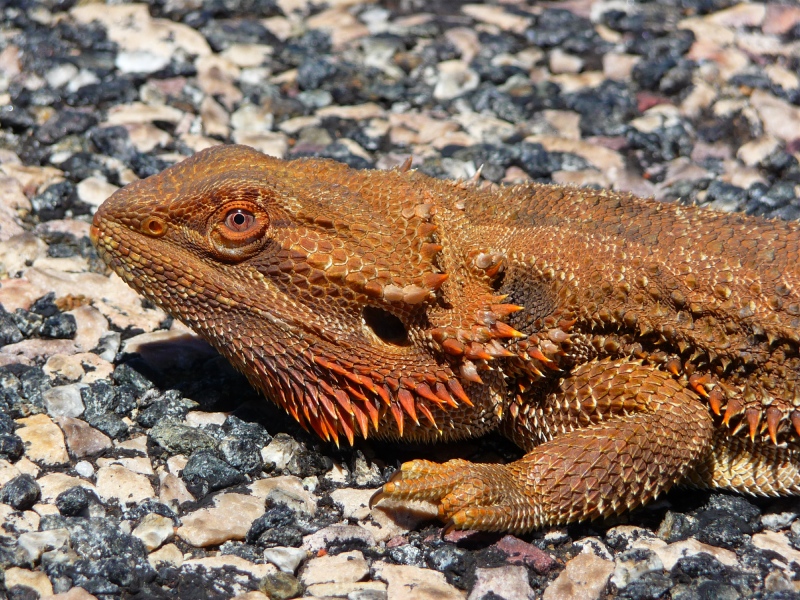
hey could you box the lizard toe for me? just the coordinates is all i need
[375,459,527,531]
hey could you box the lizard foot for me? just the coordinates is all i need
[372,361,720,533]
[371,458,529,532]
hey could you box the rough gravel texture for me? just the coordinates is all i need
[0,0,799,599]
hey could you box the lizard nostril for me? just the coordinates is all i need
[363,306,410,346]
[141,216,167,238]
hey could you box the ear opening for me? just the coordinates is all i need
[363,306,410,346]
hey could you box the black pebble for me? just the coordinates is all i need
[55,485,91,517]
[0,433,25,462]
[181,449,244,497]
[0,474,41,511]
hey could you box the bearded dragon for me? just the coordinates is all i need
[91,144,800,533]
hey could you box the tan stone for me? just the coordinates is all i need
[16,414,69,467]
[316,103,385,121]
[31,256,89,274]
[444,27,480,63]
[75,177,118,208]
[4,567,54,597]
[157,472,192,500]
[167,455,189,475]
[631,537,737,571]
[122,123,172,153]
[22,268,166,332]
[301,550,369,586]
[66,304,109,352]
[43,385,86,418]
[306,7,369,49]
[469,566,535,600]
[388,112,461,146]
[231,131,288,159]
[36,472,95,502]
[0,176,27,242]
[177,493,264,547]
[550,49,584,74]
[133,513,175,551]
[373,561,466,600]
[97,456,154,476]
[462,4,530,33]
[753,530,800,567]
[44,352,114,384]
[0,459,21,485]
[249,476,317,516]
[525,135,624,173]
[185,411,228,427]
[751,89,800,143]
[17,528,70,564]
[278,115,320,135]
[148,543,184,569]
[0,179,25,224]
[330,488,374,521]
[263,547,307,574]
[306,581,387,597]
[603,53,640,81]
[196,55,242,110]
[737,136,781,167]
[0,276,45,312]
[764,5,800,35]
[0,232,48,277]
[95,465,155,505]
[0,504,40,535]
[543,553,614,600]
[2,339,78,362]
[201,96,230,138]
[0,163,63,197]
[766,64,799,91]
[553,170,611,189]
[115,436,148,454]
[231,593,269,600]
[736,32,791,57]
[707,2,766,28]
[70,4,211,59]
[221,44,272,69]
[33,503,60,517]
[541,110,582,140]
[183,555,276,579]
[433,60,479,101]
[455,111,515,144]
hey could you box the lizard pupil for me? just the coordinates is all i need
[225,209,255,233]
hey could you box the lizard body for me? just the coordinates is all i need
[91,144,800,532]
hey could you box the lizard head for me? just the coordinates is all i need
[91,144,533,444]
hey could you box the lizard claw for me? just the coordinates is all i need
[441,519,458,538]
[368,488,387,509]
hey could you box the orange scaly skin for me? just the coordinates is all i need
[91,144,800,533]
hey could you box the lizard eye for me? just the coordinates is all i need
[208,201,270,261]
[224,209,256,233]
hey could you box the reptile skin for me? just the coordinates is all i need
[91,144,800,533]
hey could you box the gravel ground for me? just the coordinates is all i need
[0,0,799,599]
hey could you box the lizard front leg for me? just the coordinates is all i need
[373,359,716,533]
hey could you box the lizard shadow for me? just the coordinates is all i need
[121,329,524,462]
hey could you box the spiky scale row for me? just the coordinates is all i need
[660,355,800,447]
[265,347,483,447]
